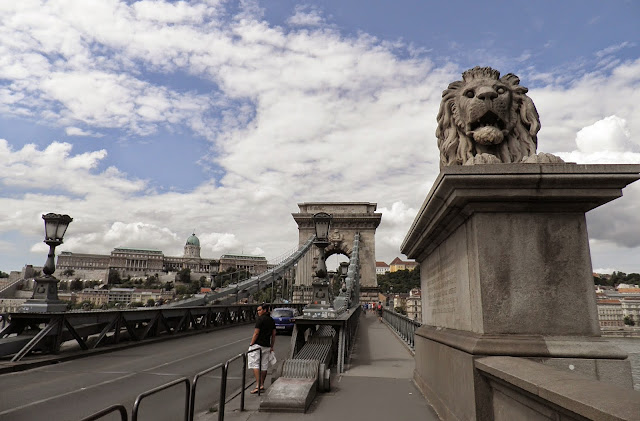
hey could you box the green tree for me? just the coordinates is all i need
[394,306,407,315]
[177,268,191,283]
[377,267,420,294]
[73,300,94,310]
[199,276,207,287]
[108,269,122,284]
[62,268,75,277]
[625,273,640,284]
[189,280,201,294]
[175,285,189,295]
[144,274,159,288]
[86,280,101,289]
[146,298,155,307]
[70,278,84,291]
[253,287,275,304]
[0,270,10,278]
[623,315,635,326]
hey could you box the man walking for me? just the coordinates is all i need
[248,304,276,394]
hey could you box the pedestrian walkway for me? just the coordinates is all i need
[217,311,440,421]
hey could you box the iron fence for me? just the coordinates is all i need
[382,308,421,351]
[81,347,263,421]
[80,404,128,421]
[132,377,190,421]
[0,304,272,361]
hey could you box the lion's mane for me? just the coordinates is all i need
[436,67,540,168]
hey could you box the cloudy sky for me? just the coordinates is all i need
[1,0,639,274]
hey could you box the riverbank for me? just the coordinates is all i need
[601,329,640,338]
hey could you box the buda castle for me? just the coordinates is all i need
[56,233,268,281]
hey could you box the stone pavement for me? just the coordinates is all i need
[215,311,440,421]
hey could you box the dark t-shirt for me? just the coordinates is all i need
[254,314,275,347]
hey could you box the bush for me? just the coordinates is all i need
[394,306,407,315]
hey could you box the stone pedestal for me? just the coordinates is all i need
[20,276,67,313]
[401,163,640,421]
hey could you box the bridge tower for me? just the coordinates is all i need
[292,202,382,303]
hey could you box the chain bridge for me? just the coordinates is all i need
[0,202,405,420]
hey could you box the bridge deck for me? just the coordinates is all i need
[221,311,440,420]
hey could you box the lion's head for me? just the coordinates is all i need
[436,66,540,168]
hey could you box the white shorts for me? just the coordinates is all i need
[247,344,271,370]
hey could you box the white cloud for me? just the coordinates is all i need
[576,115,635,153]
[198,232,242,255]
[287,5,325,27]
[554,116,640,164]
[595,41,635,59]
[0,1,639,274]
[65,126,102,137]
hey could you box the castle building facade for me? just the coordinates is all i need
[56,233,236,279]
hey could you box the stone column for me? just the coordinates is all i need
[401,163,640,421]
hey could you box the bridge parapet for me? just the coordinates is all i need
[403,164,640,420]
[475,357,640,421]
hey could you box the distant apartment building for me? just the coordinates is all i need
[389,257,418,272]
[406,288,422,321]
[77,289,109,306]
[389,293,409,310]
[595,284,640,328]
[219,254,268,275]
[597,298,624,328]
[77,288,173,306]
[376,261,390,275]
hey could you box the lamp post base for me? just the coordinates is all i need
[22,275,67,313]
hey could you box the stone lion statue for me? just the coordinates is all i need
[436,66,563,168]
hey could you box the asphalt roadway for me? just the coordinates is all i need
[0,323,292,421]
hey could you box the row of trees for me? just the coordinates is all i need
[594,271,640,287]
[377,267,420,294]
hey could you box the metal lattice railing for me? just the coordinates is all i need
[0,304,304,361]
[382,308,421,351]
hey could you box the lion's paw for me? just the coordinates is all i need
[521,152,565,164]
[464,153,502,166]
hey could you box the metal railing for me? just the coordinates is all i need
[0,304,262,361]
[132,377,190,421]
[82,347,264,421]
[80,404,128,421]
[382,308,421,351]
[171,236,316,308]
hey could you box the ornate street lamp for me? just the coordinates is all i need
[339,261,349,280]
[21,213,73,313]
[303,213,334,318]
[312,212,332,279]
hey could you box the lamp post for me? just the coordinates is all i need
[313,212,331,277]
[303,212,334,318]
[21,213,73,313]
[339,261,349,292]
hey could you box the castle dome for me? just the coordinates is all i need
[186,233,200,247]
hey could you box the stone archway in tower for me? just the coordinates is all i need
[291,202,382,299]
